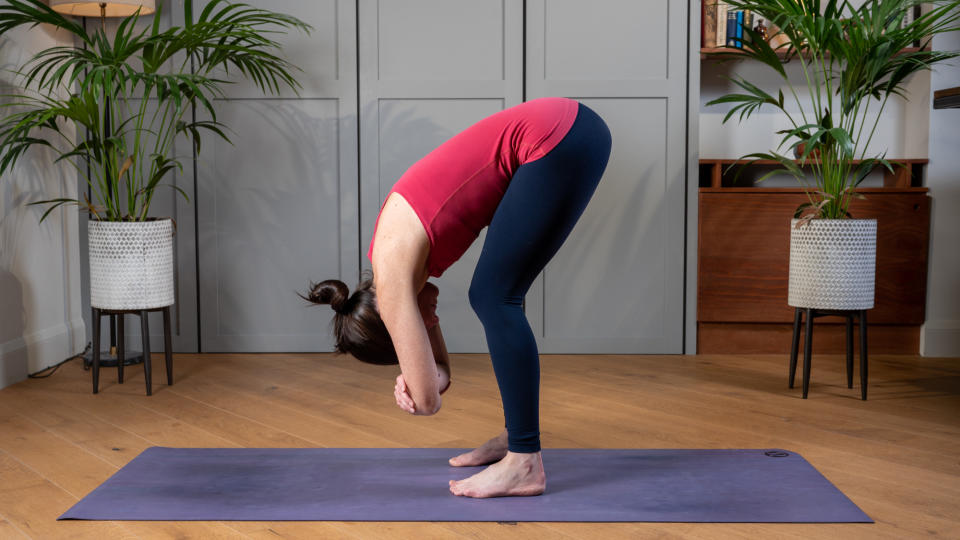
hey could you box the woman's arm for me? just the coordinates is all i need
[429,324,452,394]
[417,281,451,394]
[371,192,441,415]
[377,280,441,415]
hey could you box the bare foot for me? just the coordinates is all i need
[449,451,546,498]
[448,430,508,467]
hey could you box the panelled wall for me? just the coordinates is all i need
[525,0,687,353]
[195,0,359,352]
[358,0,525,352]
[85,0,691,355]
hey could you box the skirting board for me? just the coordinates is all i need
[921,320,960,358]
[0,316,86,390]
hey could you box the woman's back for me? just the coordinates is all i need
[368,97,579,277]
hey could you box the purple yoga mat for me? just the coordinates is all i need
[58,447,871,523]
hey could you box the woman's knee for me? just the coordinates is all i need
[469,279,521,323]
[468,278,495,318]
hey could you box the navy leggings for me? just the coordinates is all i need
[468,103,612,453]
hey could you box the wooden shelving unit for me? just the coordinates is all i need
[700,45,923,60]
[695,161,932,355]
[933,86,960,109]
[696,8,933,354]
[698,158,929,189]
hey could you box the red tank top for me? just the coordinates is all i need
[368,97,579,277]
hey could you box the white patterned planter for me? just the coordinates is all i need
[788,218,877,310]
[88,218,174,310]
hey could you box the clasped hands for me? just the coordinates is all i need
[394,368,450,415]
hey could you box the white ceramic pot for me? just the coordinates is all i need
[88,218,174,310]
[788,218,877,310]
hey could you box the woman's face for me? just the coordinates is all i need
[417,282,440,329]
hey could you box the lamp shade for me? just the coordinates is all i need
[50,0,156,17]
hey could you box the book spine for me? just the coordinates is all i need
[717,3,728,47]
[726,9,738,48]
[701,0,705,47]
[913,5,922,48]
[704,1,717,49]
[738,10,745,48]
[901,5,914,29]
[744,10,753,47]
[901,5,922,48]
[727,11,743,49]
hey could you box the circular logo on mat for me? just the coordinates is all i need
[764,450,790,458]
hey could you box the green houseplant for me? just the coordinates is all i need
[707,0,960,220]
[706,0,960,399]
[0,0,310,310]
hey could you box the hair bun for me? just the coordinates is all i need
[302,279,350,314]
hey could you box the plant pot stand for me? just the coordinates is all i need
[91,306,173,396]
[789,308,868,400]
[82,313,145,369]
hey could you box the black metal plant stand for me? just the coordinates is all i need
[789,307,869,400]
[91,306,174,396]
[82,314,144,369]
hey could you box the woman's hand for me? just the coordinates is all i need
[394,374,416,414]
[395,372,443,415]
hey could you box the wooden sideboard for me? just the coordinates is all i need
[697,159,931,354]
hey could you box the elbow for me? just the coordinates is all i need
[419,394,442,416]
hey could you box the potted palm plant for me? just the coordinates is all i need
[0,0,310,310]
[707,0,960,311]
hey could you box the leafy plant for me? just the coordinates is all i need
[0,0,311,222]
[706,0,960,221]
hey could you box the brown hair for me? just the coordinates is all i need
[299,272,398,365]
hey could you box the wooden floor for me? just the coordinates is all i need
[0,351,957,539]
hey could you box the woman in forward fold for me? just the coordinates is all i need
[303,97,611,498]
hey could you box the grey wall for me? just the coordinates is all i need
[922,22,960,357]
[195,0,358,352]
[524,0,688,353]
[358,0,524,352]
[0,22,86,388]
[192,0,691,355]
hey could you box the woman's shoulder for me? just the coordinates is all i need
[370,192,431,281]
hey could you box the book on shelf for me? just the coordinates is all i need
[717,1,728,47]
[726,9,739,48]
[901,5,922,47]
[703,1,717,48]
[706,2,765,50]
[704,3,918,53]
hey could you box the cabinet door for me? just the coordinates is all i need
[196,0,359,352]
[358,0,524,352]
[524,0,688,353]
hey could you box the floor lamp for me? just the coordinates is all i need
[49,1,157,368]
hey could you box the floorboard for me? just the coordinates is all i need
[0,352,956,539]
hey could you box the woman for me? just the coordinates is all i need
[304,97,611,498]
